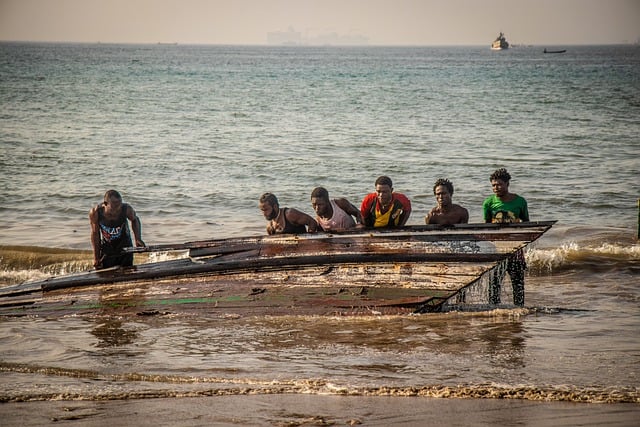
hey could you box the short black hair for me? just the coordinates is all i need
[490,168,511,182]
[433,178,454,195]
[375,175,393,187]
[310,187,329,200]
[103,189,122,203]
[259,192,278,206]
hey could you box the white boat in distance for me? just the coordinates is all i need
[491,32,509,50]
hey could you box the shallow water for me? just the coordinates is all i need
[0,226,638,407]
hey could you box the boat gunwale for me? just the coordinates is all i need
[125,221,557,254]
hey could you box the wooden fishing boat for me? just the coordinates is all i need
[544,48,566,54]
[0,221,555,317]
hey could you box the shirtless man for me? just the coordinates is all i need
[89,189,145,269]
[310,187,365,231]
[425,178,469,225]
[259,192,318,235]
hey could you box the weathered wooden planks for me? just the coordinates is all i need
[0,222,555,316]
[0,261,492,317]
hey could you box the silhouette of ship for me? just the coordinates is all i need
[491,32,509,50]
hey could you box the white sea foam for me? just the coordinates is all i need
[527,241,640,273]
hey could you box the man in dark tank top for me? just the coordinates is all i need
[258,192,318,235]
[89,189,146,269]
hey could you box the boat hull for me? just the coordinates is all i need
[0,222,555,317]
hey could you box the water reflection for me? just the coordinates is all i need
[91,316,139,347]
[89,286,148,348]
[147,313,531,385]
[475,319,526,369]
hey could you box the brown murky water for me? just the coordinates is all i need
[1,227,639,425]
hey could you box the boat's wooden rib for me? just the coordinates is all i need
[0,221,555,316]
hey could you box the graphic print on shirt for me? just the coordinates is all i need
[492,210,520,223]
[100,222,125,243]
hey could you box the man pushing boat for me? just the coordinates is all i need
[425,178,469,225]
[310,186,365,231]
[483,168,529,306]
[259,192,318,235]
[360,175,412,228]
[89,189,145,269]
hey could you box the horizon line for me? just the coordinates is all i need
[1,39,637,47]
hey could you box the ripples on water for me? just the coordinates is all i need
[0,43,638,409]
[0,226,638,404]
[1,43,639,247]
[0,304,637,404]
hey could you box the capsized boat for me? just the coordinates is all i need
[491,32,509,50]
[0,221,555,317]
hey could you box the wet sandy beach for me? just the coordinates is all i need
[2,395,638,426]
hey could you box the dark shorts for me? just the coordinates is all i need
[101,252,134,268]
[101,241,134,268]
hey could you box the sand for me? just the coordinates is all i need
[2,395,638,426]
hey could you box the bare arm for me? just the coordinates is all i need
[126,205,146,247]
[459,206,469,224]
[89,205,103,268]
[286,208,318,233]
[334,198,365,227]
[425,207,437,224]
[398,212,410,226]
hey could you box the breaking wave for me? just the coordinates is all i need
[0,246,186,286]
[526,241,640,275]
[0,362,636,404]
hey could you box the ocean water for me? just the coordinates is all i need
[1,43,638,245]
[0,42,639,422]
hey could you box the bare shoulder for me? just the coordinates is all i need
[285,207,306,220]
[454,204,469,222]
[335,197,355,209]
[125,203,138,219]
[285,207,300,216]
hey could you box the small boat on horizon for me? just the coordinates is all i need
[491,32,509,50]
[544,48,567,54]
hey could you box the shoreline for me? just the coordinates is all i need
[1,395,638,426]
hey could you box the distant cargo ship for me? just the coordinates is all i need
[491,32,509,50]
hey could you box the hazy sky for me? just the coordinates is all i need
[1,0,638,45]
